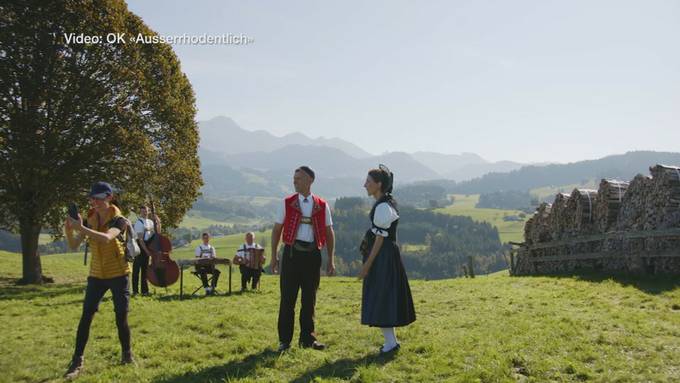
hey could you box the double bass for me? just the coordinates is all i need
[146,200,180,287]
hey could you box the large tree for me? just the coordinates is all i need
[0,0,203,283]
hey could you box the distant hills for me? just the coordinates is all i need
[197,117,680,199]
[448,151,680,194]
[197,117,528,196]
[200,116,372,159]
[409,152,524,181]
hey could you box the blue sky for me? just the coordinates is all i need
[126,0,680,163]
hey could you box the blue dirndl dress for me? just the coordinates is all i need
[361,197,416,327]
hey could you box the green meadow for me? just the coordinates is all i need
[1,246,680,382]
[436,194,528,243]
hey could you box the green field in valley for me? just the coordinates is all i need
[1,249,679,382]
[436,194,528,243]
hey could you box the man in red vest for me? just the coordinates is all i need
[271,166,335,352]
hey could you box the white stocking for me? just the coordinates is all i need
[381,327,398,349]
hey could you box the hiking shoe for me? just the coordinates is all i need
[64,356,84,379]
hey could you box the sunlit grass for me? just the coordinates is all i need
[1,250,679,382]
[436,194,527,243]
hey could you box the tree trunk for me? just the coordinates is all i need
[19,216,43,284]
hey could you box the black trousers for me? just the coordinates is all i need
[131,248,149,294]
[195,265,220,289]
[74,275,131,358]
[240,265,262,290]
[277,242,321,345]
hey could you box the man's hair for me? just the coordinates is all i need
[202,232,210,237]
[296,166,315,180]
[139,205,148,210]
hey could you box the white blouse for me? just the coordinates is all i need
[371,202,399,237]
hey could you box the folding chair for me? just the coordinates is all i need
[190,269,220,296]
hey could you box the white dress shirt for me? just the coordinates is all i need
[134,218,154,242]
[195,244,217,258]
[236,243,263,261]
[275,193,333,243]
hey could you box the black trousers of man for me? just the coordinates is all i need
[278,241,321,346]
[195,264,220,289]
[240,265,262,290]
[131,246,150,295]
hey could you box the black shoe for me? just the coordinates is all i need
[121,351,135,365]
[277,342,291,352]
[64,356,84,379]
[300,340,326,350]
[379,343,400,354]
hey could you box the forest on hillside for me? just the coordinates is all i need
[331,197,508,279]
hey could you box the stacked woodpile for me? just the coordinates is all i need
[644,164,680,230]
[568,188,598,235]
[616,174,654,231]
[523,202,552,245]
[515,163,680,276]
[548,193,571,240]
[594,179,629,232]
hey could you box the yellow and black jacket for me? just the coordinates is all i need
[85,205,130,279]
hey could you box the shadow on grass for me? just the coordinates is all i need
[152,349,279,383]
[154,290,240,302]
[289,351,397,383]
[531,272,680,294]
[0,277,84,301]
[152,348,396,383]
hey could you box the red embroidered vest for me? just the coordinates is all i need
[282,193,328,249]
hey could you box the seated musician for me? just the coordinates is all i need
[194,232,220,295]
[233,232,265,291]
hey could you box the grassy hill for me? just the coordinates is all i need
[1,249,679,382]
[436,194,528,243]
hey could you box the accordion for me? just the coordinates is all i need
[235,247,265,270]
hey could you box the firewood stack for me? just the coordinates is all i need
[644,164,680,230]
[524,202,552,244]
[516,163,680,276]
[567,188,598,236]
[616,174,654,231]
[594,179,629,232]
[548,193,571,240]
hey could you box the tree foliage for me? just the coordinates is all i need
[0,0,202,283]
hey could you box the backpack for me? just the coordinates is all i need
[110,216,141,262]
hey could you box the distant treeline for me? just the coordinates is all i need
[191,196,279,221]
[476,190,535,211]
[448,151,680,194]
[394,184,453,209]
[0,230,69,255]
[169,223,271,248]
[331,197,507,279]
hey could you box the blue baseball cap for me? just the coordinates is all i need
[89,182,113,198]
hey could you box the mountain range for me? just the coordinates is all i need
[197,117,680,199]
[198,116,523,183]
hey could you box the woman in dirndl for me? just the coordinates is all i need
[359,165,416,354]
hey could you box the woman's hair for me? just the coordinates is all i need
[368,166,394,195]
